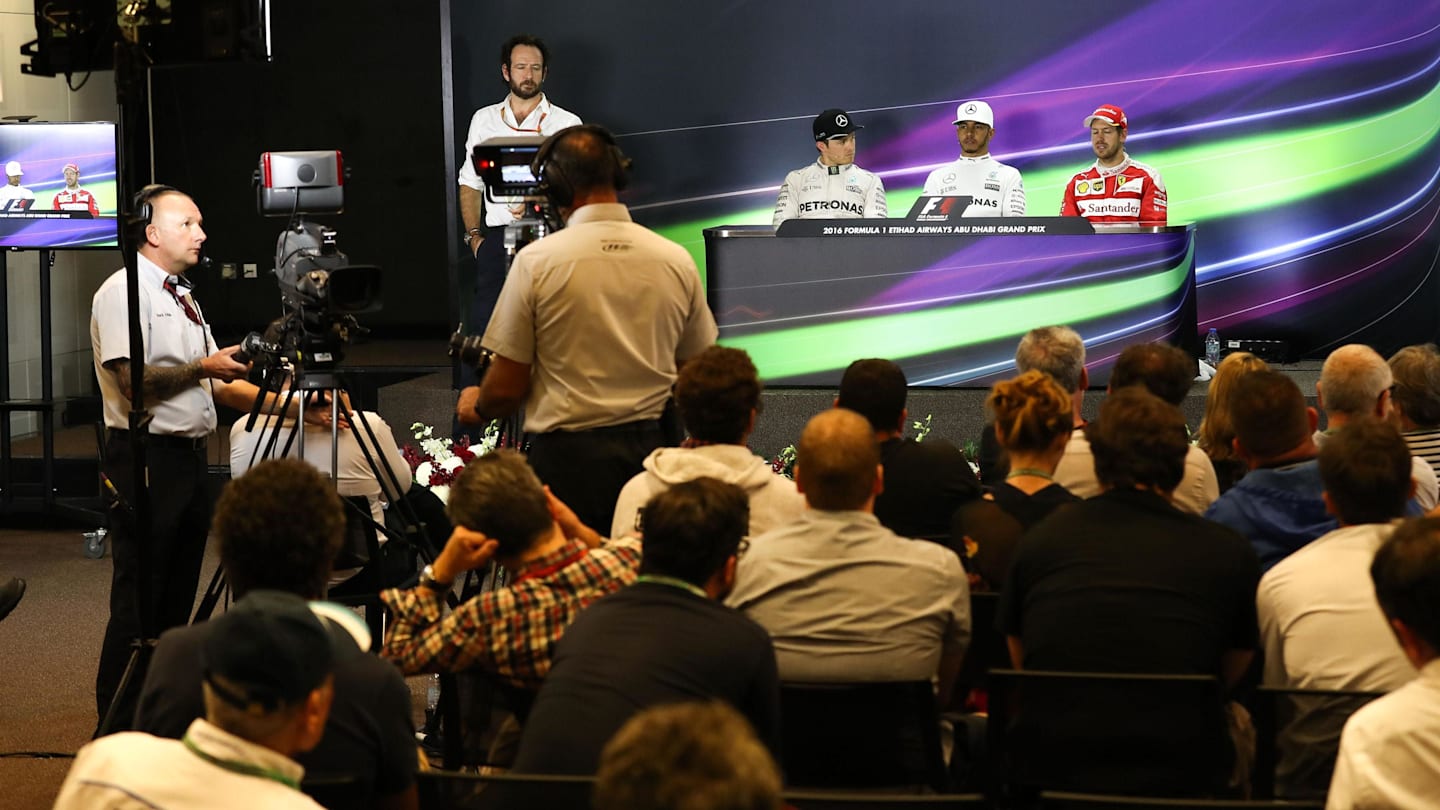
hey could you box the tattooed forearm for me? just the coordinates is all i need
[111,359,204,402]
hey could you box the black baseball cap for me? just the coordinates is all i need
[202,590,335,712]
[813,109,863,141]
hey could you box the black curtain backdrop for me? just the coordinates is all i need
[147,0,449,340]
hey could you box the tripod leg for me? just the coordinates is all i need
[191,566,229,624]
[95,639,155,738]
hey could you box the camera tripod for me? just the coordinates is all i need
[192,362,447,626]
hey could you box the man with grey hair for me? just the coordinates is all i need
[1316,344,1437,510]
[979,325,1089,483]
[1056,341,1221,515]
[1389,344,1440,476]
[380,450,640,689]
[727,409,970,701]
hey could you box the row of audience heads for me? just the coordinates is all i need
[205,344,1440,810]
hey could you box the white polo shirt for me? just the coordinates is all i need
[91,254,216,438]
[457,94,581,228]
[481,203,717,433]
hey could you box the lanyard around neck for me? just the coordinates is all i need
[635,574,707,599]
[182,733,299,790]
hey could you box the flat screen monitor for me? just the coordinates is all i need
[0,122,117,249]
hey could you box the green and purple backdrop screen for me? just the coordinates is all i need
[0,122,117,248]
[455,1,1440,374]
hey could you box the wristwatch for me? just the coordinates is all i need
[463,228,482,246]
[418,564,452,593]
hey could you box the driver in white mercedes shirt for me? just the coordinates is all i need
[922,100,1026,217]
[773,108,888,228]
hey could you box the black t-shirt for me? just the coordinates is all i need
[873,437,982,541]
[512,581,779,775]
[953,482,1081,590]
[133,615,417,799]
[989,481,1081,529]
[997,488,1260,676]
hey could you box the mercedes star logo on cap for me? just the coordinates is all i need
[835,113,848,127]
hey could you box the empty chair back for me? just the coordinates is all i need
[778,681,947,792]
[416,770,594,810]
[785,791,987,809]
[1039,790,1324,808]
[1250,685,1385,800]
[988,669,1230,800]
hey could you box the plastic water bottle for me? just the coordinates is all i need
[1205,328,1221,368]
[426,674,441,719]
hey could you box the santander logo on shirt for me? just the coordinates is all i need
[1078,198,1141,218]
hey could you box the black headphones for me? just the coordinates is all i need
[125,183,180,246]
[530,124,632,209]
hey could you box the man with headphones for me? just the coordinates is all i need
[457,125,718,533]
[90,185,336,730]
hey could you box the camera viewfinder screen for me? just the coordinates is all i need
[0,122,117,249]
[502,164,537,184]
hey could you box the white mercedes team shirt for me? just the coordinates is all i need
[773,160,887,228]
[922,154,1026,216]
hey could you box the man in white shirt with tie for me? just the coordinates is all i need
[90,185,330,731]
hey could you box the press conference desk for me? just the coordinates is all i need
[703,218,1197,387]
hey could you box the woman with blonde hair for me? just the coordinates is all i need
[953,370,1079,590]
[1196,351,1269,493]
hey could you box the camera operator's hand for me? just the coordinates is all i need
[432,526,499,584]
[456,386,483,425]
[302,392,351,430]
[201,345,252,382]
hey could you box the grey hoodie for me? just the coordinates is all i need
[610,445,806,539]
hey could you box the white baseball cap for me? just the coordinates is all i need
[952,100,994,128]
[5,161,22,177]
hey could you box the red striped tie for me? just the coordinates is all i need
[163,278,202,325]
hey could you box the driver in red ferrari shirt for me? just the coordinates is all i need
[1061,104,1167,226]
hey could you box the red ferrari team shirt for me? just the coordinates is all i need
[1060,154,1167,225]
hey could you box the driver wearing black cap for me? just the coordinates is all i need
[772,108,888,228]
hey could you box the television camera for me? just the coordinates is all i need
[240,149,381,376]
[472,135,558,257]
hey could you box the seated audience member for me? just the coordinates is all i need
[380,450,638,690]
[133,459,417,810]
[611,346,802,539]
[953,370,1079,589]
[1055,341,1220,514]
[231,410,411,526]
[838,358,981,544]
[515,478,779,775]
[726,409,970,700]
[1388,344,1440,476]
[1258,419,1418,797]
[979,325,1089,484]
[1328,517,1440,809]
[58,591,336,810]
[1196,351,1270,494]
[1315,344,1438,510]
[1205,370,1335,572]
[594,701,782,810]
[999,386,1260,684]
[231,411,437,587]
